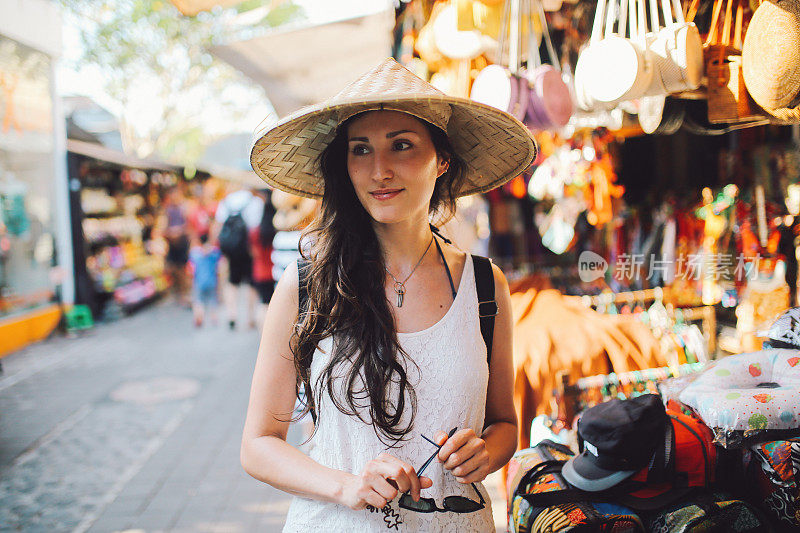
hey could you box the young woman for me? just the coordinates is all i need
[241,58,537,532]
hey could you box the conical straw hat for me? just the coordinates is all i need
[742,0,800,118]
[250,58,538,199]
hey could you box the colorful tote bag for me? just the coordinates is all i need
[508,440,645,532]
[747,438,800,530]
[507,440,576,529]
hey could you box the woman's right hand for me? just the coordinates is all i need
[339,453,433,510]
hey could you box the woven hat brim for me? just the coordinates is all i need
[742,0,800,111]
[250,95,538,200]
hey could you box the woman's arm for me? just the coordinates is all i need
[241,260,346,502]
[240,261,432,508]
[435,263,518,483]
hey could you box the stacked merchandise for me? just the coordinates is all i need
[506,309,800,532]
[80,173,171,315]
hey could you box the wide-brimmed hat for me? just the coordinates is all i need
[742,0,800,122]
[250,58,538,200]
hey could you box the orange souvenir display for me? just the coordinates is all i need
[586,153,625,227]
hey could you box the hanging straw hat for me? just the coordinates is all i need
[250,57,538,199]
[742,0,800,122]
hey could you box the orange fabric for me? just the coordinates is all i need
[510,283,668,449]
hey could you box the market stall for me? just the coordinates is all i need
[395,1,800,523]
[66,139,209,319]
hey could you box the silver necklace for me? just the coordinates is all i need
[384,233,435,308]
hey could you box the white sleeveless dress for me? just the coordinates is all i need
[283,258,495,532]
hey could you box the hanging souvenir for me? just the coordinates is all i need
[573,0,620,110]
[520,0,573,130]
[470,0,529,118]
[578,0,656,106]
[539,206,575,254]
[585,152,625,227]
[742,0,800,123]
[704,0,767,124]
[416,2,449,72]
[642,0,703,95]
[433,1,494,60]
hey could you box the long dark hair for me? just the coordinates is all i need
[292,113,466,445]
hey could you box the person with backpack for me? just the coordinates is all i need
[213,186,263,330]
[240,58,537,531]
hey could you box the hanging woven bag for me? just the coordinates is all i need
[742,0,800,123]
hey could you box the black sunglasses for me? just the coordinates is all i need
[397,428,486,514]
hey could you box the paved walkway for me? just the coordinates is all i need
[0,302,507,532]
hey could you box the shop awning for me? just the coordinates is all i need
[195,133,266,188]
[66,139,181,172]
[68,139,268,188]
[201,165,265,188]
[209,10,394,117]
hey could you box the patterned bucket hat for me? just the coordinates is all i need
[250,57,538,199]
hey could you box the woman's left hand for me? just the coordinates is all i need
[434,428,491,484]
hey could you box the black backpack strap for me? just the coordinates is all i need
[472,255,497,365]
[517,460,568,491]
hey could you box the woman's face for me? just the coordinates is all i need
[346,110,448,226]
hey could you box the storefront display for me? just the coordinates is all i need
[67,145,194,318]
[0,35,59,321]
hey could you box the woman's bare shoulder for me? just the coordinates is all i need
[269,260,300,316]
[439,239,468,269]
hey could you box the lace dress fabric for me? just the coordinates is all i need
[283,258,495,532]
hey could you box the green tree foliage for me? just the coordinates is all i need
[58,0,304,166]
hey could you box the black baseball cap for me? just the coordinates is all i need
[562,394,669,492]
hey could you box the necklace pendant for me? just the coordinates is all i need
[395,283,406,308]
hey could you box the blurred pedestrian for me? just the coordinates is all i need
[163,188,190,306]
[188,233,221,327]
[241,58,533,531]
[187,183,218,244]
[213,186,263,330]
[249,190,276,325]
